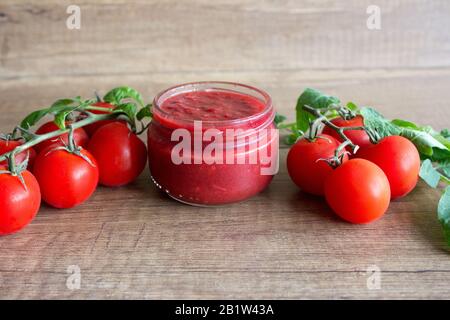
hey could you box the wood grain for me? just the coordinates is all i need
[0,0,449,299]
[1,0,450,80]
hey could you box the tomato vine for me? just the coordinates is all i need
[0,86,152,178]
[278,87,450,247]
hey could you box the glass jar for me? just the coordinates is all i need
[147,81,278,206]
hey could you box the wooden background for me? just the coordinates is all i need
[0,0,449,299]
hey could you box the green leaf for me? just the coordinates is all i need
[274,113,287,127]
[136,104,153,121]
[391,119,419,129]
[438,186,450,246]
[346,102,358,111]
[103,86,144,107]
[441,129,450,139]
[420,159,442,188]
[20,98,79,129]
[49,98,76,113]
[432,133,450,150]
[360,107,401,137]
[296,88,340,132]
[54,106,80,129]
[20,109,51,129]
[285,133,299,145]
[400,128,449,158]
[439,161,450,178]
[113,103,137,122]
[325,110,339,120]
[361,107,450,161]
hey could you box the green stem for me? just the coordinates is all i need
[441,175,450,185]
[67,125,76,151]
[277,122,297,130]
[302,104,369,167]
[6,154,16,173]
[0,112,117,165]
[84,106,113,112]
[303,105,359,152]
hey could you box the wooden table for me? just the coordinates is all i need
[0,0,449,299]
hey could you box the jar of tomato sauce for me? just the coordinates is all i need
[147,81,278,206]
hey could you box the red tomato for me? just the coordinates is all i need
[33,148,99,209]
[325,159,391,224]
[287,134,349,196]
[34,121,89,153]
[0,167,41,235]
[355,135,420,199]
[83,102,118,137]
[0,139,37,170]
[322,115,372,150]
[88,122,147,187]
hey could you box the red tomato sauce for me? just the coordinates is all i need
[160,90,265,121]
[147,83,277,206]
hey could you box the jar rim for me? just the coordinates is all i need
[152,81,273,128]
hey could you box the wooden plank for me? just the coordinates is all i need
[1,0,450,80]
[1,68,449,131]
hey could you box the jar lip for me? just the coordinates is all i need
[152,81,273,127]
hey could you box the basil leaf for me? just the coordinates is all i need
[400,128,449,158]
[20,98,84,129]
[388,118,450,160]
[274,113,287,127]
[285,134,299,145]
[20,108,51,129]
[391,119,419,129]
[296,88,340,132]
[441,129,450,139]
[103,86,144,107]
[361,107,401,137]
[113,103,137,122]
[137,104,153,121]
[438,186,450,246]
[54,106,80,129]
[49,98,76,113]
[439,161,450,178]
[346,102,358,111]
[433,133,450,150]
[420,159,442,188]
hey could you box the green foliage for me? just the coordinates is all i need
[103,86,144,107]
[136,104,153,121]
[280,88,450,247]
[295,88,340,132]
[438,186,450,246]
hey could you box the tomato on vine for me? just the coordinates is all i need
[322,115,373,150]
[0,139,36,169]
[33,148,99,209]
[83,101,119,137]
[325,159,391,224]
[355,135,420,199]
[88,122,147,187]
[34,121,89,153]
[0,167,41,235]
[287,134,348,196]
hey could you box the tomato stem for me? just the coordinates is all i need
[303,104,370,167]
[0,111,117,172]
[67,125,76,151]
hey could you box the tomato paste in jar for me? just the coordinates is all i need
[147,81,278,206]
